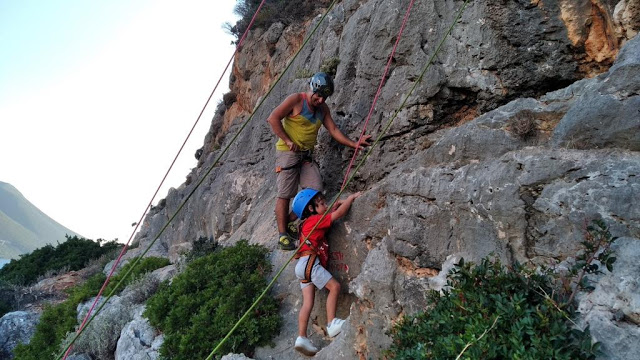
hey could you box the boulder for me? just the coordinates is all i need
[0,311,40,359]
[115,305,162,360]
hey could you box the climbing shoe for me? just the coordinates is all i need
[286,220,299,238]
[278,234,296,251]
[294,336,318,356]
[326,318,345,338]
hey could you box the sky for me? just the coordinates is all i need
[0,0,239,244]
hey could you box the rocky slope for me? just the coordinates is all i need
[128,0,639,359]
[4,0,638,359]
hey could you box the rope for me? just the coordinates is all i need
[206,1,470,358]
[341,0,417,190]
[57,1,338,359]
[203,2,338,358]
[58,1,268,359]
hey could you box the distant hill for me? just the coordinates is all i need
[0,181,81,259]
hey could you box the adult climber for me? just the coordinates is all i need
[267,72,371,250]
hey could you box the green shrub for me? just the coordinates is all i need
[0,236,121,286]
[565,219,617,304]
[227,0,329,41]
[320,57,340,77]
[295,57,340,81]
[295,67,314,79]
[0,300,11,318]
[13,274,104,360]
[13,257,169,360]
[0,280,16,318]
[186,236,218,262]
[104,256,170,296]
[387,258,599,360]
[144,240,281,359]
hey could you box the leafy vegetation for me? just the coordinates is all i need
[295,57,341,80]
[0,279,19,318]
[387,219,618,360]
[294,67,314,79]
[387,258,600,360]
[0,292,11,318]
[0,236,121,286]
[60,266,167,360]
[320,56,340,77]
[144,240,281,359]
[565,219,617,304]
[186,236,218,262]
[14,274,106,360]
[13,256,169,360]
[227,0,330,40]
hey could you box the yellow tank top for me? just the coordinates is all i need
[276,93,324,151]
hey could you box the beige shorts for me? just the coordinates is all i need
[276,150,323,199]
[295,255,332,289]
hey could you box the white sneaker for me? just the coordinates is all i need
[326,318,345,337]
[295,336,318,356]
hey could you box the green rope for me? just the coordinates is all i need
[55,1,338,359]
[205,0,470,358]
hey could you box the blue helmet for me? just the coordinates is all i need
[309,72,334,98]
[292,188,321,219]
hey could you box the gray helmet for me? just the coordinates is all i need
[309,72,334,98]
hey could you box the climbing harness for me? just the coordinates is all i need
[275,150,314,173]
[299,252,318,284]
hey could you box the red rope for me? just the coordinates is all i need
[62,1,267,359]
[341,0,416,190]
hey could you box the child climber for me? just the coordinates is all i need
[291,188,361,356]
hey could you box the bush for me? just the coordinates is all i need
[320,57,340,77]
[507,110,536,139]
[13,275,104,360]
[295,56,339,80]
[144,240,281,359]
[227,0,330,40]
[60,294,133,360]
[0,236,121,286]
[186,236,218,262]
[387,258,599,360]
[0,280,17,318]
[103,256,170,296]
[294,67,314,79]
[119,272,162,305]
[13,257,169,360]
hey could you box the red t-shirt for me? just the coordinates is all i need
[298,214,332,267]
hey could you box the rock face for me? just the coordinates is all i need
[0,311,40,359]
[115,305,162,360]
[576,237,640,360]
[115,1,639,359]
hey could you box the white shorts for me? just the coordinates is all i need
[295,255,332,289]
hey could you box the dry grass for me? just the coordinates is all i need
[507,109,537,138]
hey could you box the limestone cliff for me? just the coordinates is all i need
[120,0,639,359]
